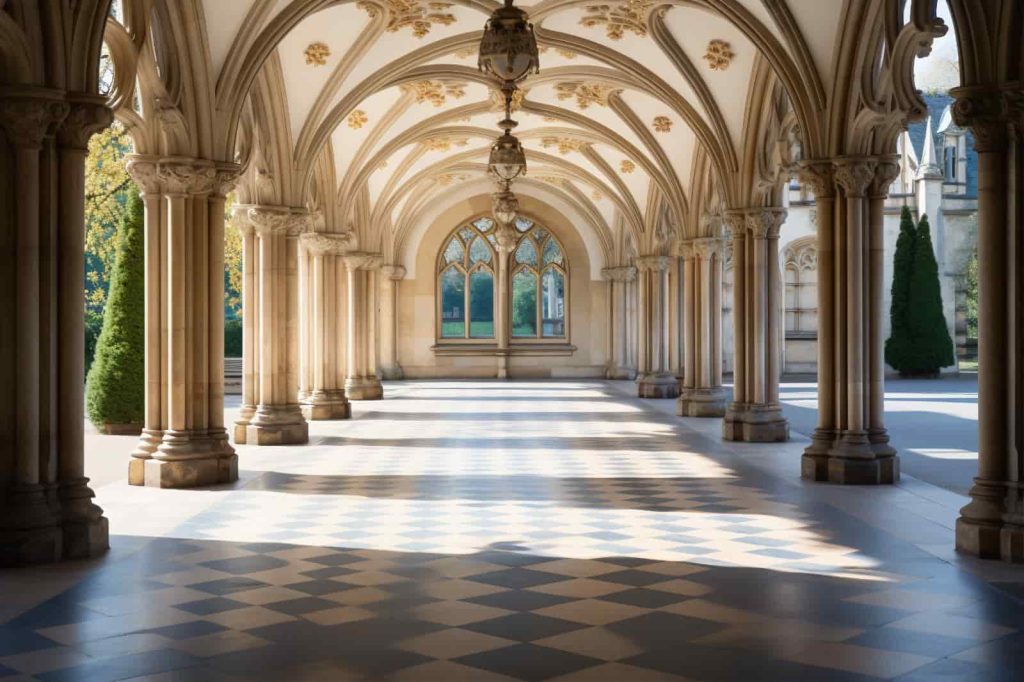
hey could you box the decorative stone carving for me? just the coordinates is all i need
[343,252,383,271]
[158,160,217,195]
[652,116,672,133]
[494,225,519,254]
[869,156,900,199]
[422,136,468,152]
[347,110,368,129]
[620,159,635,174]
[743,208,787,239]
[0,97,68,149]
[554,82,618,109]
[125,156,161,194]
[358,0,456,38]
[691,237,726,260]
[240,206,317,237]
[703,40,735,70]
[402,80,466,107]
[578,0,652,40]
[381,265,407,280]
[635,255,672,271]
[300,231,358,256]
[58,99,113,150]
[541,137,589,154]
[833,158,876,198]
[490,87,525,111]
[213,164,242,198]
[796,160,836,199]
[601,266,637,282]
[304,42,331,66]
[950,85,1016,153]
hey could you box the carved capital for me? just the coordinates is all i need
[239,206,317,237]
[213,163,242,197]
[125,156,161,194]
[869,155,900,199]
[601,266,637,282]
[691,237,726,260]
[742,207,787,239]
[0,96,68,150]
[300,231,358,256]
[58,98,113,150]
[343,251,382,271]
[832,158,876,198]
[796,160,835,199]
[159,159,217,195]
[950,85,1023,152]
[635,255,672,272]
[381,264,407,281]
[723,212,747,239]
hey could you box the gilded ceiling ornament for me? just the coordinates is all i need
[620,159,635,174]
[703,39,734,71]
[402,80,467,107]
[554,81,617,109]
[592,190,603,200]
[436,172,469,186]
[652,115,672,133]
[490,86,525,112]
[533,174,564,185]
[421,136,469,151]
[357,0,457,38]
[304,42,331,66]
[347,110,368,129]
[452,47,476,59]
[541,136,589,154]
[543,116,558,123]
[579,0,652,40]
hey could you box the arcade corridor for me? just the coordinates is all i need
[1,381,1020,681]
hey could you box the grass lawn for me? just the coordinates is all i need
[442,320,494,338]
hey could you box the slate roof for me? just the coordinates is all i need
[905,92,977,197]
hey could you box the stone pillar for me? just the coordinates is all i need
[234,221,258,441]
[344,252,384,399]
[125,156,239,488]
[800,157,899,484]
[677,238,729,417]
[379,265,406,379]
[602,266,638,379]
[951,86,1024,561]
[233,206,312,445]
[636,256,678,398]
[0,92,113,564]
[299,232,355,419]
[723,208,789,442]
[494,224,517,378]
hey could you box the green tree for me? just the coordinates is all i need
[903,214,955,375]
[963,249,978,340]
[86,191,145,431]
[885,206,917,371]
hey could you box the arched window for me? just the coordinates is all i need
[437,217,496,339]
[783,238,818,336]
[511,216,567,338]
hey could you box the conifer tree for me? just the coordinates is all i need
[904,214,955,375]
[885,206,917,371]
[86,191,145,432]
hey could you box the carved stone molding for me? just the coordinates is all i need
[950,84,1024,153]
[0,96,68,150]
[343,252,383,271]
[382,264,407,280]
[832,158,876,198]
[58,97,113,151]
[125,157,161,194]
[726,207,787,240]
[795,160,835,200]
[237,206,318,237]
[213,164,242,198]
[601,266,637,282]
[300,231,358,256]
[494,225,518,254]
[869,156,900,199]
[690,237,727,260]
[635,255,672,272]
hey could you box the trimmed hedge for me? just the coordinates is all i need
[884,206,917,371]
[86,191,145,429]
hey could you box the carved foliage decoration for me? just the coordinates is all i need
[620,159,635,174]
[347,110,368,129]
[421,136,468,152]
[402,80,467,107]
[304,42,331,66]
[490,86,525,111]
[579,0,653,40]
[358,0,457,38]
[541,137,589,154]
[554,82,618,109]
[652,115,672,132]
[703,40,734,71]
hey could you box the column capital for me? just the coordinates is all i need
[343,252,383,271]
[0,94,68,150]
[236,205,318,237]
[125,156,162,194]
[724,207,787,239]
[601,265,637,282]
[690,237,727,260]
[300,231,358,255]
[381,264,407,280]
[950,84,1024,152]
[158,157,218,195]
[832,157,877,198]
[57,96,112,151]
[869,155,900,199]
[212,163,242,198]
[795,160,836,199]
[635,255,672,272]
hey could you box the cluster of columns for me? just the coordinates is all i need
[723,209,789,441]
[0,91,110,564]
[232,206,312,445]
[677,238,728,417]
[636,256,679,398]
[343,253,384,400]
[797,157,900,484]
[951,84,1024,561]
[602,266,637,379]
[379,265,407,379]
[125,156,240,488]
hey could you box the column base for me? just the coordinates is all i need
[129,429,238,488]
[302,390,351,420]
[0,484,62,566]
[233,404,256,444]
[637,372,680,399]
[246,404,309,445]
[58,478,109,559]
[677,387,728,417]
[722,403,789,442]
[606,365,637,380]
[801,431,899,484]
[346,376,383,400]
[380,365,404,380]
[955,479,1024,562]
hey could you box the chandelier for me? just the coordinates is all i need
[488,84,527,182]
[491,179,520,226]
[478,0,540,84]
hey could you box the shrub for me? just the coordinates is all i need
[885,206,916,370]
[903,214,955,374]
[225,319,243,357]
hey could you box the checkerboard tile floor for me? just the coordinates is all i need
[2,381,1023,681]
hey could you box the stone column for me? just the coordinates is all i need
[678,238,729,416]
[344,252,384,399]
[379,265,406,379]
[602,266,638,379]
[234,220,258,441]
[494,224,517,378]
[951,86,1024,560]
[126,156,239,488]
[299,232,355,419]
[800,157,898,484]
[723,208,789,442]
[636,256,678,398]
[233,206,312,445]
